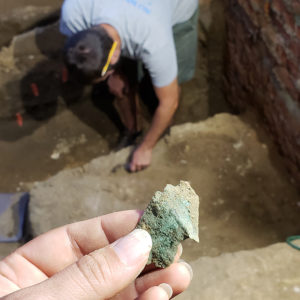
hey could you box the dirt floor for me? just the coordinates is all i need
[21,113,300,300]
[0,1,300,299]
[26,113,300,252]
[0,6,227,193]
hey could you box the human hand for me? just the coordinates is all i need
[129,146,152,172]
[93,69,115,84]
[107,72,128,98]
[0,210,192,299]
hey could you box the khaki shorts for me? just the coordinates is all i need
[136,7,199,85]
[173,7,199,84]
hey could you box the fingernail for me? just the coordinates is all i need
[177,243,183,257]
[112,229,152,266]
[178,259,193,280]
[159,283,173,299]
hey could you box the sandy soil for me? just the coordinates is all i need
[25,113,300,257]
[0,2,225,192]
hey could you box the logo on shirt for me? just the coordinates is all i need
[125,0,152,14]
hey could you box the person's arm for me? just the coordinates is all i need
[129,78,179,172]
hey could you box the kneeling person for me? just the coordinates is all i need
[60,0,199,172]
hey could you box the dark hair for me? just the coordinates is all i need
[63,27,114,83]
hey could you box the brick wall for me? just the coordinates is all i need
[224,0,300,183]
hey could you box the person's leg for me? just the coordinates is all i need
[107,72,140,133]
[107,71,143,150]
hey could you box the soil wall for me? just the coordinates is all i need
[0,0,62,47]
[224,0,300,183]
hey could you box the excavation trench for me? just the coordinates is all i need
[0,2,299,298]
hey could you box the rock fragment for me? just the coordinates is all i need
[136,181,199,268]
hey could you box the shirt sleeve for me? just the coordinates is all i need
[141,33,178,88]
[59,0,88,36]
[59,19,74,37]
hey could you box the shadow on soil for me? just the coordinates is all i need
[0,28,128,147]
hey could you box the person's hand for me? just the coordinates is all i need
[93,69,115,84]
[107,72,128,98]
[0,210,192,299]
[129,146,152,172]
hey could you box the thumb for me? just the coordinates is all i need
[8,229,152,300]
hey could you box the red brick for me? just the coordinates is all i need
[291,3,300,14]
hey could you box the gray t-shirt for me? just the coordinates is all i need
[60,0,198,87]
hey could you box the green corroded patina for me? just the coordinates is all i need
[136,181,199,268]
